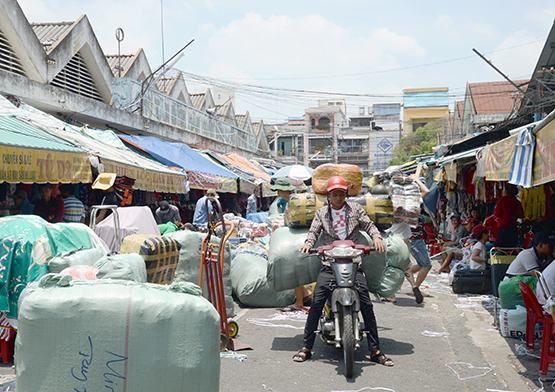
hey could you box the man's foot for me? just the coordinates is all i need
[413,287,424,304]
[280,304,307,312]
[369,350,394,366]
[292,348,312,362]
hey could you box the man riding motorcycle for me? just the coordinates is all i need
[294,176,393,367]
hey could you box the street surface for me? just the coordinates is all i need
[221,273,545,392]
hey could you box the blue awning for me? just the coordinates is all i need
[120,135,238,179]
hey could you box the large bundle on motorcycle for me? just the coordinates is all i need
[390,175,421,226]
[348,193,394,230]
[267,228,408,293]
[165,230,235,317]
[0,216,107,318]
[231,253,295,307]
[16,277,220,392]
[312,164,363,196]
[284,193,327,228]
[120,234,181,284]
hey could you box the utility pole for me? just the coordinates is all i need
[472,48,532,106]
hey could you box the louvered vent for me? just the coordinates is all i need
[51,52,102,101]
[0,30,26,77]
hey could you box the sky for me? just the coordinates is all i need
[18,0,555,122]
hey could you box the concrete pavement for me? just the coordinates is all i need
[221,273,543,392]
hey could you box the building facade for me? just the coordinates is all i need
[402,87,450,133]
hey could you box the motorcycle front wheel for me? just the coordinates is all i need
[341,308,355,378]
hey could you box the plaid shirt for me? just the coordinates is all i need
[305,202,382,264]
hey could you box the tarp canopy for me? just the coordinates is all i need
[120,135,238,193]
[198,151,257,194]
[223,153,271,182]
[8,103,187,193]
[437,147,481,166]
[0,115,92,184]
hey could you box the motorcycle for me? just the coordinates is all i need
[311,240,372,378]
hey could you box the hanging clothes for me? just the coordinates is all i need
[509,126,536,188]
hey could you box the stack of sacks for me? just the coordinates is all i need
[165,230,235,317]
[348,193,394,231]
[266,227,410,297]
[17,276,220,392]
[231,252,295,307]
[312,163,363,196]
[390,175,421,226]
[284,193,327,228]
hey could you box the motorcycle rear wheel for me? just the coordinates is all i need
[342,309,355,378]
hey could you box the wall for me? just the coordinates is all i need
[369,129,401,172]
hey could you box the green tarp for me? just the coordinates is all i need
[0,216,93,317]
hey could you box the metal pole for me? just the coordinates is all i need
[160,0,165,69]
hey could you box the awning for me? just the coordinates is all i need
[223,153,272,182]
[13,104,186,193]
[198,151,257,194]
[120,135,238,193]
[437,147,481,166]
[533,116,555,186]
[484,133,518,181]
[0,116,91,184]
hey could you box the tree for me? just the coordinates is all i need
[389,123,439,165]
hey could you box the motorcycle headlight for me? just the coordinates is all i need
[324,247,363,258]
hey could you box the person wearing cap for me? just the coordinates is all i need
[246,188,259,215]
[91,173,119,223]
[193,189,218,228]
[469,225,489,270]
[34,184,64,223]
[155,200,182,225]
[268,178,297,216]
[506,232,554,278]
[294,176,392,366]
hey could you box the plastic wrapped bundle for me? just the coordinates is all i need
[312,163,363,196]
[94,253,148,282]
[348,193,394,230]
[165,230,235,317]
[267,228,409,294]
[48,248,106,273]
[16,278,220,392]
[390,176,421,226]
[231,253,295,307]
[284,193,327,228]
[120,234,180,284]
[498,275,537,309]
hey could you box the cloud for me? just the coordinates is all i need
[488,31,545,79]
[204,12,425,82]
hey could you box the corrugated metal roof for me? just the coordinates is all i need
[106,53,137,77]
[31,21,75,53]
[469,80,528,115]
[455,100,464,119]
[156,76,178,95]
[190,92,206,110]
[0,115,82,151]
[252,121,263,136]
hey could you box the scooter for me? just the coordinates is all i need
[312,240,372,379]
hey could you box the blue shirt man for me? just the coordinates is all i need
[193,189,217,227]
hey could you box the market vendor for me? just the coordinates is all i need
[505,232,554,278]
[268,178,296,215]
[11,189,34,215]
[155,200,182,225]
[437,214,468,273]
[494,184,524,247]
[33,184,64,223]
[193,189,218,228]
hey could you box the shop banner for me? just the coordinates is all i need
[533,119,555,186]
[239,179,256,195]
[485,134,517,181]
[0,145,92,184]
[102,159,186,194]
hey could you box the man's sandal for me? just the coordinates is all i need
[292,348,312,362]
[370,351,394,367]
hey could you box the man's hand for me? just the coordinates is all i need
[373,236,386,253]
[299,245,312,254]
